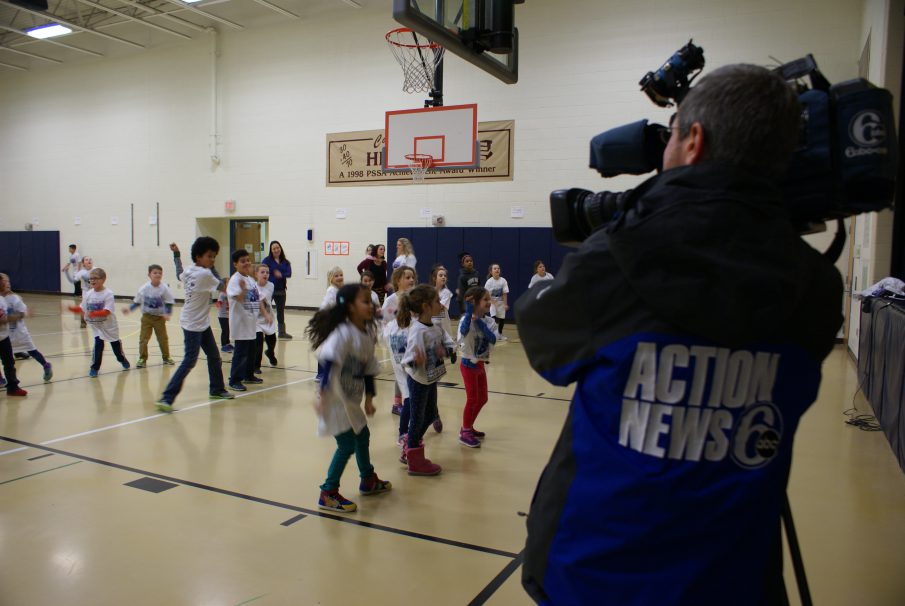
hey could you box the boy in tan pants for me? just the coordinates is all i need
[124,264,176,367]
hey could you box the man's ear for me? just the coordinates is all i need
[683,122,706,165]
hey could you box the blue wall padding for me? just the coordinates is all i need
[0,231,61,293]
[384,227,572,319]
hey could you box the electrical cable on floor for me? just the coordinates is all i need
[842,407,882,431]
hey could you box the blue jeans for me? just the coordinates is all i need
[320,427,373,492]
[406,376,438,449]
[229,339,255,384]
[162,327,225,402]
[91,337,127,371]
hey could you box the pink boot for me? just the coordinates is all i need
[406,446,441,476]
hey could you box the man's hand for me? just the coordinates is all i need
[364,395,375,416]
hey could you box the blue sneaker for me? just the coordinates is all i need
[0,376,6,388]
[121,360,131,370]
[243,377,263,385]
[228,382,247,392]
[209,391,235,400]
[89,369,98,378]
[318,490,357,513]
[43,363,53,382]
[221,344,234,353]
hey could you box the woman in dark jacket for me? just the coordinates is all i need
[357,243,389,304]
[262,240,293,339]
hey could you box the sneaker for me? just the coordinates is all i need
[459,428,481,448]
[278,332,293,340]
[359,474,392,495]
[228,382,247,391]
[7,388,28,397]
[498,334,508,342]
[243,377,264,384]
[391,404,403,416]
[318,490,357,513]
[471,428,486,439]
[121,360,131,370]
[14,352,30,360]
[221,344,234,354]
[155,399,174,413]
[266,353,278,366]
[163,357,176,365]
[89,369,98,378]
[0,377,6,388]
[433,417,443,433]
[136,358,147,369]
[42,364,53,382]
[209,390,235,400]
[396,433,407,447]
[254,368,263,375]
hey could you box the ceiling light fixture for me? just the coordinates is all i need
[26,24,73,39]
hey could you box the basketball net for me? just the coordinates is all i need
[405,153,433,184]
[386,27,445,94]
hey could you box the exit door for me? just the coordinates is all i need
[231,220,268,266]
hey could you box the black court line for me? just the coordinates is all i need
[280,514,307,526]
[0,434,518,559]
[0,461,82,486]
[468,550,525,606]
[27,453,55,461]
[374,376,571,403]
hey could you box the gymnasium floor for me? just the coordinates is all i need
[0,294,903,606]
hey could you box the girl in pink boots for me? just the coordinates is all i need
[398,285,456,475]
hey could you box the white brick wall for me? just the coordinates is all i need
[0,0,889,307]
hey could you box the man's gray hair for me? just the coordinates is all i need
[677,64,800,177]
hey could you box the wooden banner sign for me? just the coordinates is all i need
[326,120,514,186]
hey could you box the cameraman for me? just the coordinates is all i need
[517,64,843,606]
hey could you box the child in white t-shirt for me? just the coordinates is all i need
[528,260,555,288]
[381,266,416,419]
[305,283,391,514]
[227,250,267,391]
[157,237,232,412]
[0,273,27,395]
[484,263,510,341]
[1,273,53,383]
[79,268,130,377]
[63,255,93,328]
[124,264,176,368]
[253,264,278,373]
[398,285,456,475]
[456,286,499,448]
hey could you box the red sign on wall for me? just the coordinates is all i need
[324,241,350,256]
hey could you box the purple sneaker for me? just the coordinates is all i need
[458,428,481,448]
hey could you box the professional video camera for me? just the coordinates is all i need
[551,40,899,249]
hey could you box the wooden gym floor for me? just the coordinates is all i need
[0,294,903,605]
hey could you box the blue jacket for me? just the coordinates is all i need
[515,164,842,606]
[262,257,292,292]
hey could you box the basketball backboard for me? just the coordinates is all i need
[392,0,520,84]
[384,104,479,170]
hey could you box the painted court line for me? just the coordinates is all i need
[0,375,317,457]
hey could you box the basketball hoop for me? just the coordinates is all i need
[386,27,445,94]
[405,153,434,183]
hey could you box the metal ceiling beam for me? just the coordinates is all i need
[160,0,243,30]
[72,0,192,39]
[110,0,207,33]
[0,22,104,56]
[0,42,63,62]
[251,0,300,19]
[0,0,145,48]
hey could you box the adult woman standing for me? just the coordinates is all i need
[392,238,417,277]
[359,244,389,304]
[263,240,293,339]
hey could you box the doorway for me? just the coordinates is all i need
[230,219,269,267]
